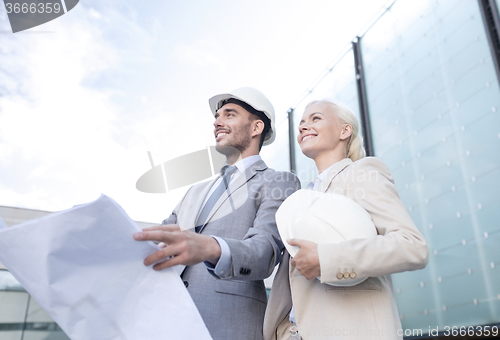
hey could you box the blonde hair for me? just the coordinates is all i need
[305,99,366,162]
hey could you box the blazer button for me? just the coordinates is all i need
[350,272,357,279]
[336,273,343,280]
[343,272,350,279]
[183,281,189,288]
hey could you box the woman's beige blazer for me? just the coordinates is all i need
[264,157,429,340]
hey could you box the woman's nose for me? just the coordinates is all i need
[299,124,309,133]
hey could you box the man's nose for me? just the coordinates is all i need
[213,115,224,127]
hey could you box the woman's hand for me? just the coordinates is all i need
[288,239,321,280]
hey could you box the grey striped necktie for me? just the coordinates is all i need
[195,165,238,233]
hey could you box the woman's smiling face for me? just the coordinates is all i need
[297,101,346,160]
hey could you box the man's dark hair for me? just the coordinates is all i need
[220,98,271,150]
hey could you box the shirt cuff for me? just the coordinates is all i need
[204,236,232,278]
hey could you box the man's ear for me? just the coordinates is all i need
[340,124,353,141]
[251,119,265,138]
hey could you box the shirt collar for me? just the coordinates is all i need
[318,162,338,182]
[316,159,343,183]
[230,155,262,175]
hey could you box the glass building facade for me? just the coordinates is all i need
[263,0,500,336]
[0,270,68,340]
[0,207,71,340]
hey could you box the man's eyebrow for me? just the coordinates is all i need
[215,107,239,118]
[223,108,239,114]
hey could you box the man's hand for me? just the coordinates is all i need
[288,238,321,280]
[133,225,222,271]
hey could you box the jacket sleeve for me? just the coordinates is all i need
[318,157,429,284]
[223,171,301,281]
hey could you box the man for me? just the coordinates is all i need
[134,87,300,340]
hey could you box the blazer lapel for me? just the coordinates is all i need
[227,159,266,196]
[319,158,353,193]
[199,160,267,233]
[182,176,220,231]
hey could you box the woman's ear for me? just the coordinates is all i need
[340,124,353,141]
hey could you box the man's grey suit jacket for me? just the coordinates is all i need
[162,159,300,340]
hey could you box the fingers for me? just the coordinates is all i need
[302,272,316,280]
[141,224,181,232]
[292,259,316,280]
[134,229,179,243]
[288,238,318,249]
[287,238,309,248]
[136,228,219,270]
[134,225,184,246]
[139,230,198,269]
[152,254,188,271]
[144,246,175,266]
[289,241,320,280]
[292,262,314,280]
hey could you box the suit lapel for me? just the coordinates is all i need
[199,159,267,233]
[227,159,266,196]
[319,158,353,193]
[183,176,220,231]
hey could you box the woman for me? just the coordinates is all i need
[263,100,429,340]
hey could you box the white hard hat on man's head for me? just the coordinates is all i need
[209,87,276,146]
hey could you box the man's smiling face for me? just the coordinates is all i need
[213,103,254,156]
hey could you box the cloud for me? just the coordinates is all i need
[173,39,227,72]
[0,1,218,223]
[0,4,149,218]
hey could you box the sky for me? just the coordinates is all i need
[0,0,389,223]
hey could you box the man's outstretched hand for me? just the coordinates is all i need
[134,225,221,271]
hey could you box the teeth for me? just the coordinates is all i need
[302,135,315,141]
[217,132,229,138]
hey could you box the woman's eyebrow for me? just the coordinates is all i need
[299,111,325,125]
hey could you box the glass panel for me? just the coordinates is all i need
[0,291,29,323]
[0,291,28,340]
[362,0,500,333]
[26,299,56,323]
[23,327,69,340]
[260,111,291,172]
[0,330,23,340]
[292,48,360,187]
[0,270,25,292]
[0,271,69,340]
